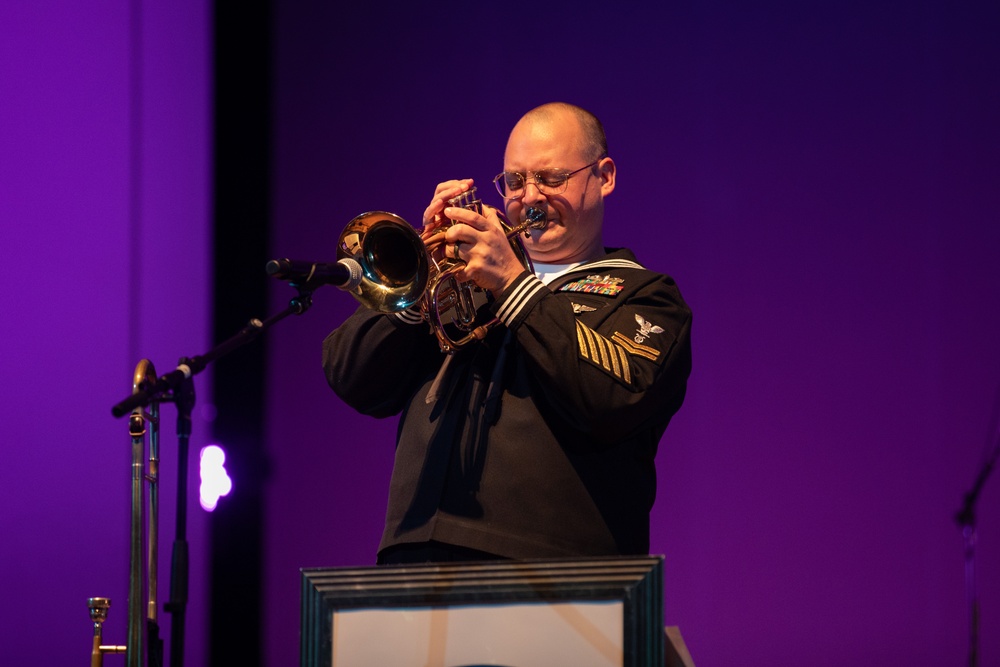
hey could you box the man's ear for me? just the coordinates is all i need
[598,156,616,197]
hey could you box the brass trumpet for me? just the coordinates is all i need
[337,187,545,353]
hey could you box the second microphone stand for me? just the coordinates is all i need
[107,285,316,667]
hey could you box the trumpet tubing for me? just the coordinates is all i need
[337,187,545,353]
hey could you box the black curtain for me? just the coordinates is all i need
[211,1,271,664]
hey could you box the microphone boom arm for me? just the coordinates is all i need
[111,285,315,418]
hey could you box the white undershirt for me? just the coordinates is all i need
[533,261,584,285]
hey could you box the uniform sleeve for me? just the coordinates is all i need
[492,270,692,442]
[322,305,441,418]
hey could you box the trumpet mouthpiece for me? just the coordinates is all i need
[525,207,547,228]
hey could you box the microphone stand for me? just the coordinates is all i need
[163,366,193,667]
[110,284,316,667]
[955,418,1000,667]
[112,287,313,418]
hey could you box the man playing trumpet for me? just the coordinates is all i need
[323,102,692,564]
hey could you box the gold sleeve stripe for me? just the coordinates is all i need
[611,332,662,362]
[576,320,597,358]
[576,321,632,384]
[616,345,631,380]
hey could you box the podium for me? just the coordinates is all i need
[300,555,681,667]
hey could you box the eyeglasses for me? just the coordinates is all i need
[492,157,605,200]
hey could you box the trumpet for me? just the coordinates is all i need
[337,187,545,353]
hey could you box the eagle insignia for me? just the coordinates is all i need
[634,314,664,344]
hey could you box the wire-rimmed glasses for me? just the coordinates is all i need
[492,158,604,200]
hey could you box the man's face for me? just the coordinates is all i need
[502,113,612,264]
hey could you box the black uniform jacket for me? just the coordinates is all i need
[322,247,692,560]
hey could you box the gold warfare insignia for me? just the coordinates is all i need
[559,274,624,296]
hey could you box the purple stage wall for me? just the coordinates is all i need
[265,2,1000,666]
[5,1,997,665]
[1,2,212,665]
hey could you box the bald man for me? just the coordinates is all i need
[324,102,692,564]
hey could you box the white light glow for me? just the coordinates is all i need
[199,444,233,511]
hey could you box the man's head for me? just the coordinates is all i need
[500,103,616,264]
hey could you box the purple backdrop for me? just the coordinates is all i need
[265,1,1000,665]
[1,1,212,665]
[4,1,997,665]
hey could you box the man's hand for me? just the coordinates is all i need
[422,178,474,234]
[442,203,525,295]
[420,179,524,296]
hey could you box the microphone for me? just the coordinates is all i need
[266,257,363,290]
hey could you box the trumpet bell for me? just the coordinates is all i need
[337,211,429,312]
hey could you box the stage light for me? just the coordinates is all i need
[199,444,232,511]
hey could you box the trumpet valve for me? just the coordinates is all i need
[447,187,483,215]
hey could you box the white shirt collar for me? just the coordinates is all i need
[533,261,584,285]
